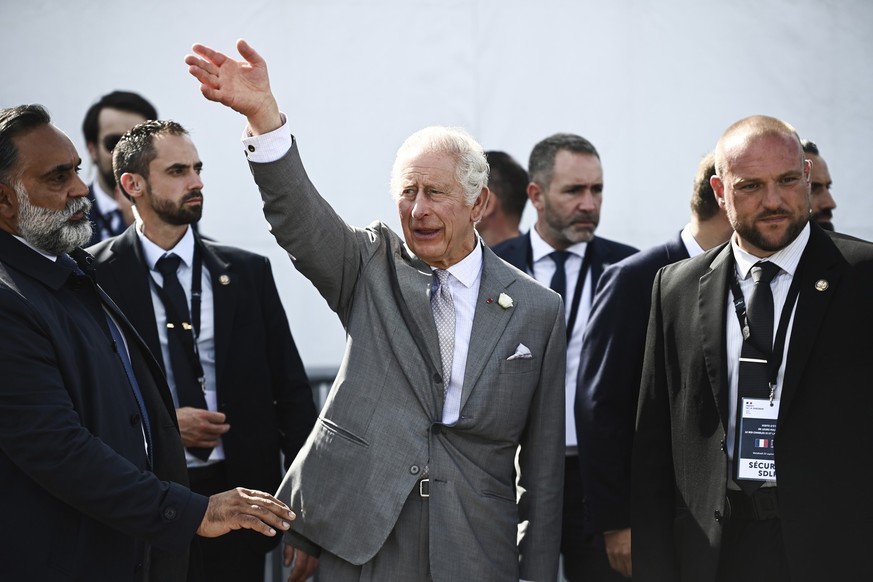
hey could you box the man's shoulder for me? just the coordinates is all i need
[491,232,528,265]
[827,229,873,263]
[592,235,638,260]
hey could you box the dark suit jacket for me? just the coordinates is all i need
[492,231,639,301]
[576,232,688,534]
[0,231,208,581]
[632,224,873,582]
[89,227,318,553]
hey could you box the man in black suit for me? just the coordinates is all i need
[493,133,637,582]
[575,152,732,578]
[89,120,318,582]
[82,90,158,244]
[632,115,873,581]
[0,105,295,581]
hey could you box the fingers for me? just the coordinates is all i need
[287,549,319,582]
[197,487,295,539]
[283,543,294,567]
[236,39,265,67]
[191,43,227,66]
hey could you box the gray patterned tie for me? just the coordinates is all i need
[431,269,455,393]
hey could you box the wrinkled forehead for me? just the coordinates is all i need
[719,131,803,176]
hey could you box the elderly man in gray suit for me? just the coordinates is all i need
[186,40,566,582]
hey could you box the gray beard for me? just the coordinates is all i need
[15,184,93,255]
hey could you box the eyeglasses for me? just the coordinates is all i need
[102,134,123,153]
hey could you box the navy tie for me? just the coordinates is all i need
[549,250,570,303]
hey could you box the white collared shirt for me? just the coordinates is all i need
[725,223,810,477]
[680,223,705,258]
[529,226,592,450]
[137,225,223,466]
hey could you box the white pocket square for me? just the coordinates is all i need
[506,343,533,360]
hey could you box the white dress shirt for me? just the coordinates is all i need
[137,225,223,466]
[529,227,592,450]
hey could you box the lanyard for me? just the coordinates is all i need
[527,242,593,341]
[150,245,205,384]
[727,259,802,403]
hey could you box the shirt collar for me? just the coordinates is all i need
[138,224,195,271]
[731,222,810,280]
[530,224,589,262]
[680,223,705,258]
[436,237,483,289]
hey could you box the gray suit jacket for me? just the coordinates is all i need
[251,141,566,581]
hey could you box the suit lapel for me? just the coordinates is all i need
[699,244,732,429]
[778,227,842,417]
[460,247,517,412]
[105,230,164,363]
[198,238,234,390]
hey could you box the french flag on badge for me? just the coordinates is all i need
[755,439,770,448]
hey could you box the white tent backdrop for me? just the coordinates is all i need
[3,0,871,368]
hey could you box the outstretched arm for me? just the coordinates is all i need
[185,39,282,135]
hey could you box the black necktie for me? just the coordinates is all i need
[155,253,211,461]
[735,260,781,494]
[549,250,570,303]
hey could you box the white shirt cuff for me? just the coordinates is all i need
[241,113,292,163]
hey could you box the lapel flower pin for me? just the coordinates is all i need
[497,292,514,309]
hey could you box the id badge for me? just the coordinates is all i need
[736,397,778,482]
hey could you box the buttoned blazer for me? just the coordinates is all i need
[253,141,567,582]
[89,227,318,554]
[632,225,873,582]
[0,231,207,581]
[576,232,688,535]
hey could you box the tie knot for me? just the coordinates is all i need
[550,250,570,267]
[434,269,451,286]
[156,253,182,277]
[750,261,780,285]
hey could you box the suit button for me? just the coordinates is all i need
[130,413,141,426]
[163,507,178,520]
[714,510,722,523]
[720,437,726,452]
[409,465,420,475]
[247,144,256,152]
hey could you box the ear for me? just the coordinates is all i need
[470,187,490,223]
[119,173,145,201]
[710,175,727,209]
[0,182,20,232]
[527,181,545,211]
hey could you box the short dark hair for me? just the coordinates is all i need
[0,104,52,184]
[113,120,188,200]
[81,91,157,146]
[690,151,719,221]
[485,151,528,220]
[528,133,599,188]
[801,139,820,156]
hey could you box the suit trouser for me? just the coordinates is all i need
[186,462,268,582]
[715,512,790,582]
[562,455,627,582]
[319,485,431,581]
